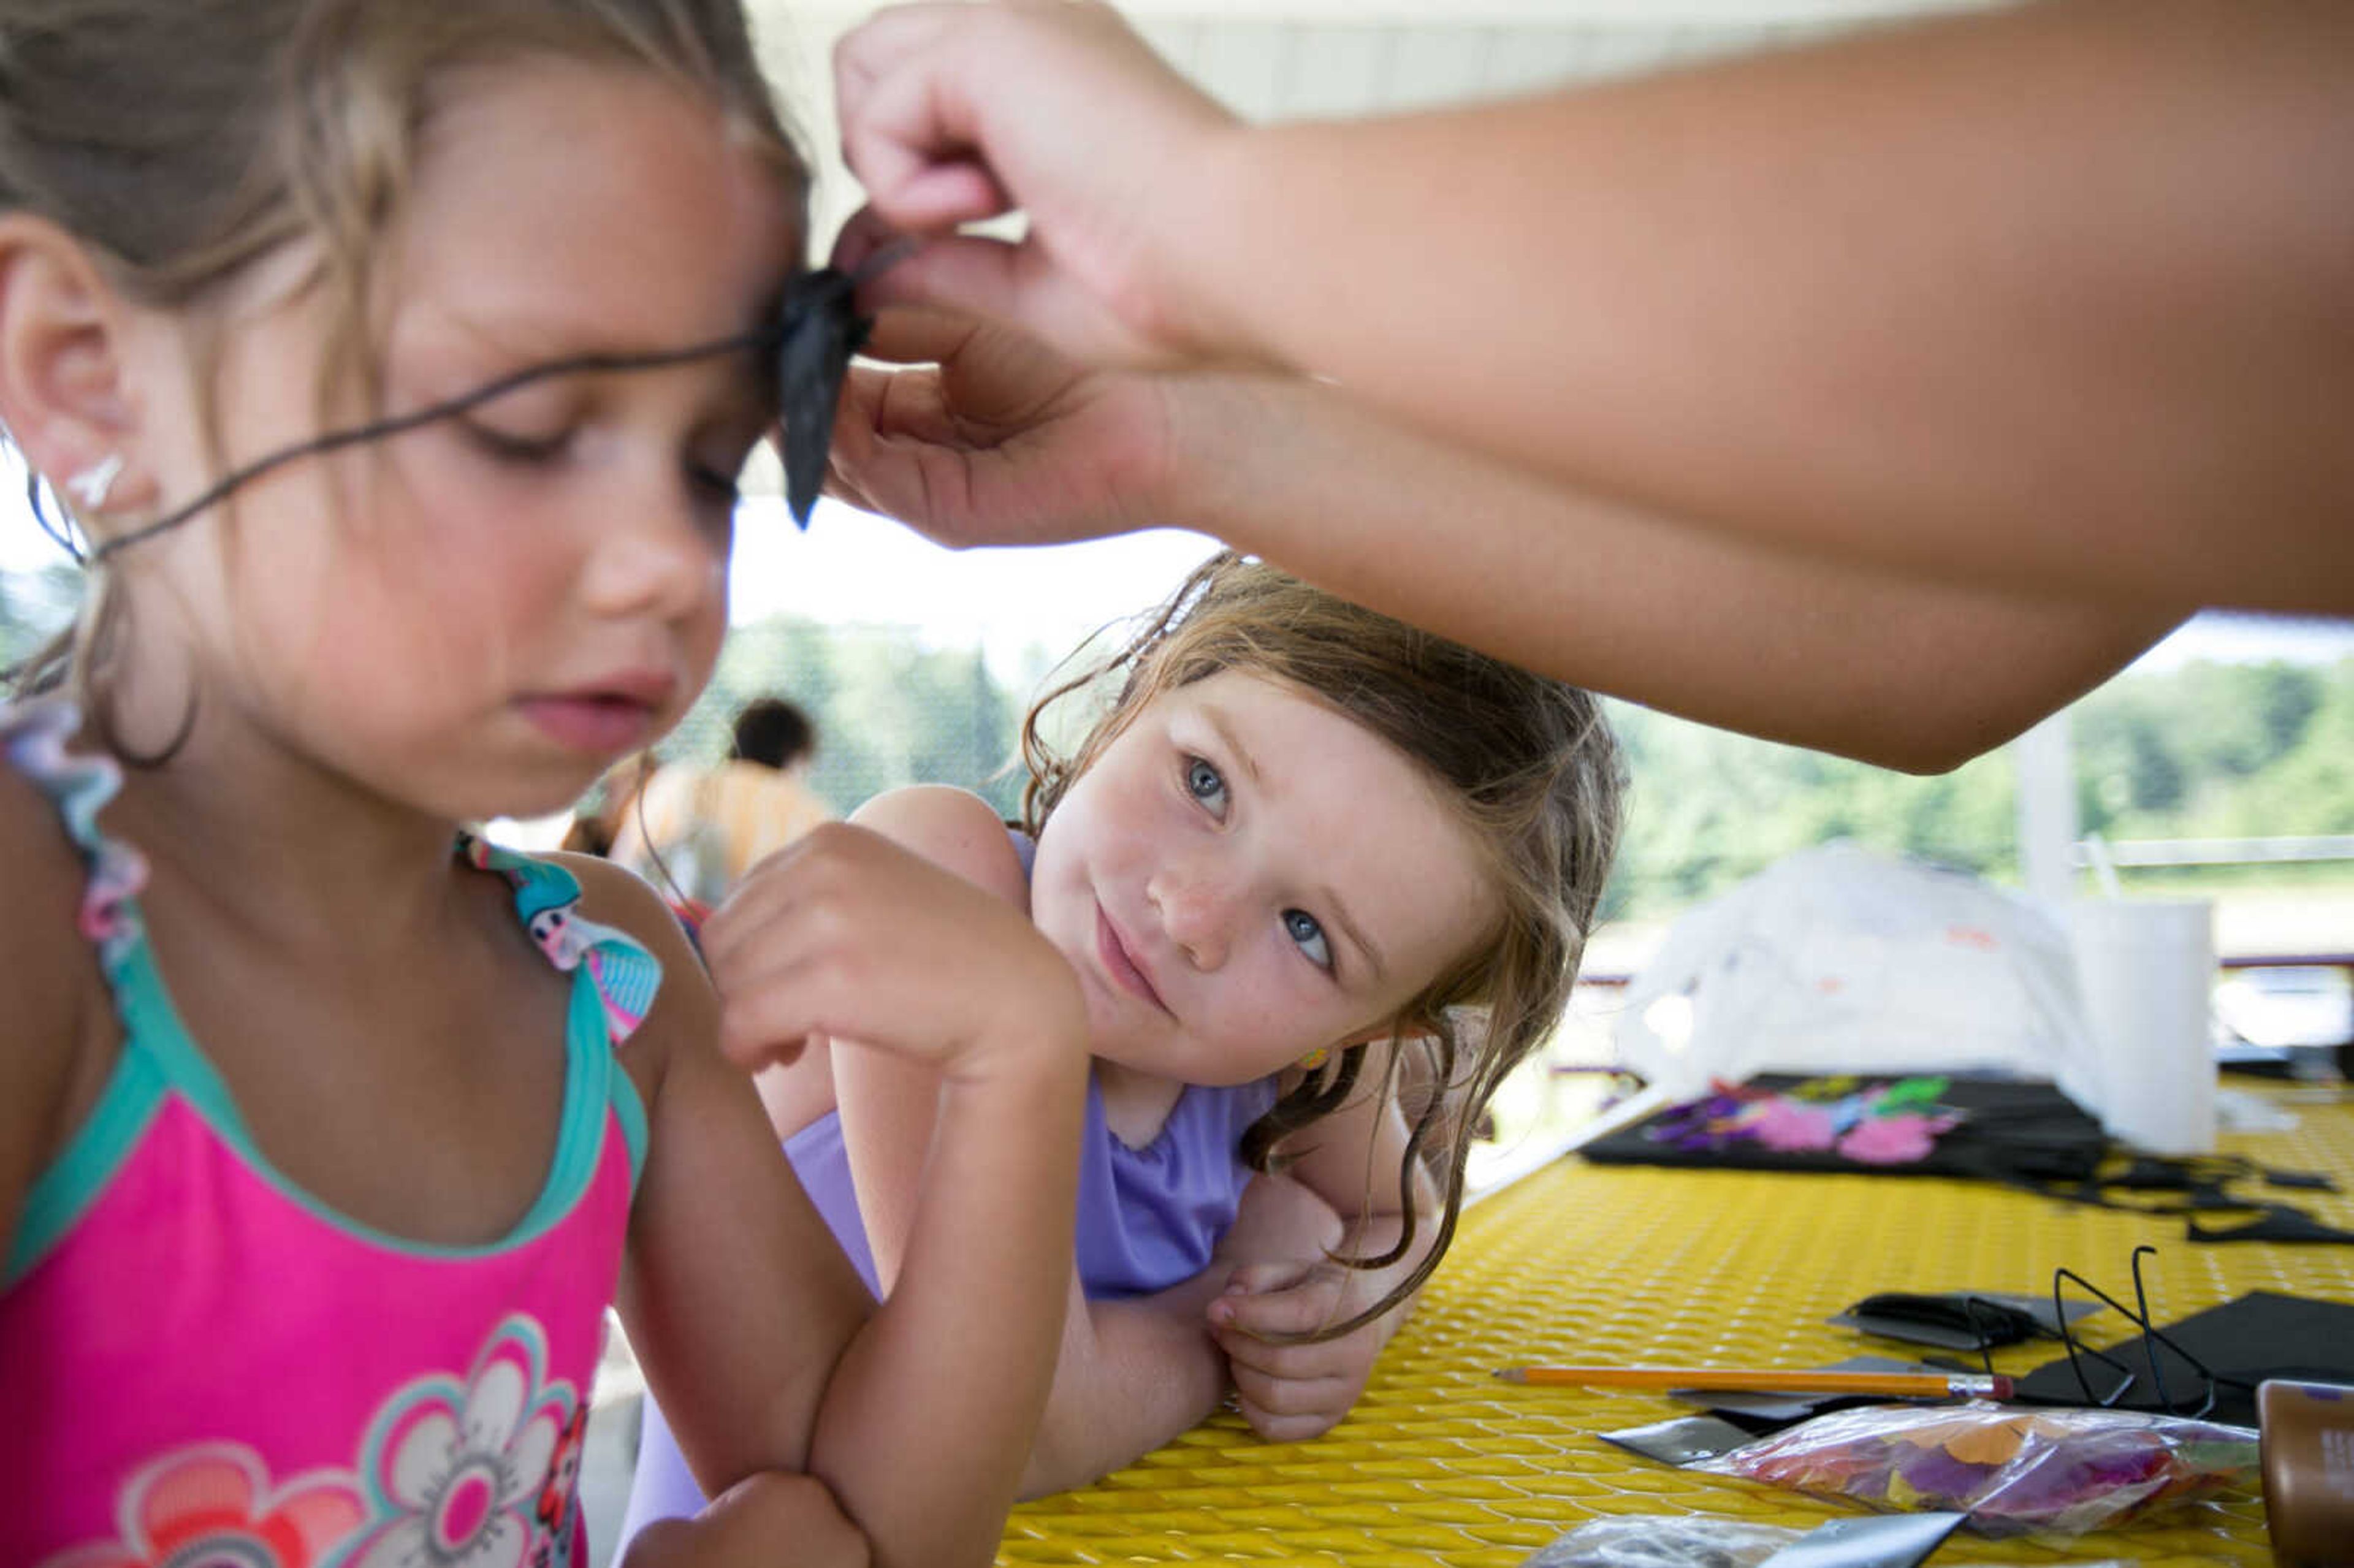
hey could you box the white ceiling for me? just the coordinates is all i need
[752,0,1999,241]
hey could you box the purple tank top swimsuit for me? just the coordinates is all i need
[617,828,1276,1542]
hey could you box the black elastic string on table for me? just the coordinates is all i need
[2050,1245,2237,1417]
[85,327,779,565]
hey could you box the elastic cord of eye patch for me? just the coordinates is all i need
[85,327,783,565]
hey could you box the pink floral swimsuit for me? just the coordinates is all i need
[0,701,659,1568]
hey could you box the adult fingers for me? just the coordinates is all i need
[835,7,1014,233]
[872,234,1177,368]
[855,302,985,370]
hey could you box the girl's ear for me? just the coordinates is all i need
[0,214,158,519]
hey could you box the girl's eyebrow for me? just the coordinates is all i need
[1200,707,1262,785]
[1320,883,1387,986]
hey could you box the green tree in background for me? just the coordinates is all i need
[661,615,1027,821]
[0,563,80,674]
[1602,701,2020,918]
[1608,657,2353,917]
[5,568,2347,914]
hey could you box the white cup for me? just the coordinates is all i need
[2068,897,2217,1155]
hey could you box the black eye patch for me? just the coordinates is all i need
[772,264,873,531]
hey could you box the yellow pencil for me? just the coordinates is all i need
[1493,1365,2013,1399]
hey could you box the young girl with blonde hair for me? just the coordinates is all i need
[0,4,1085,1564]
[625,550,1623,1531]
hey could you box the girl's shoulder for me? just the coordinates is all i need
[536,848,718,1102]
[0,758,110,1239]
[848,785,1029,905]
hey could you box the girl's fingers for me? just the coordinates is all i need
[1217,1260,1312,1298]
[1215,1325,1356,1386]
[1227,1363,1354,1435]
[1211,1280,1351,1342]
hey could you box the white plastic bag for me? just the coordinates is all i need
[1612,843,2098,1109]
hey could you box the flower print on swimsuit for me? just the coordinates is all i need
[528,1406,591,1568]
[345,1315,582,1568]
[1027,668,1501,1095]
[37,1444,364,1568]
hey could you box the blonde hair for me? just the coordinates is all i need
[1023,552,1625,1337]
[1,0,804,750]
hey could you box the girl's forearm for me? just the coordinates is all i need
[809,1048,1086,1568]
[1021,1273,1233,1498]
[1165,0,2353,611]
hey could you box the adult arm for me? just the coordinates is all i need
[829,310,2182,773]
[837,0,2354,614]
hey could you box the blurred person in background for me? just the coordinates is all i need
[611,697,836,916]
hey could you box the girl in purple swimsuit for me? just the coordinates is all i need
[625,550,1623,1536]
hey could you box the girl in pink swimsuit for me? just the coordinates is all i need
[0,5,1084,1566]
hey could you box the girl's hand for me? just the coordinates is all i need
[701,822,1084,1087]
[619,1471,870,1568]
[825,305,1193,551]
[1208,1258,1396,1444]
[831,1,1243,366]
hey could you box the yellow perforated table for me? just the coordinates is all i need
[1000,1087,2354,1566]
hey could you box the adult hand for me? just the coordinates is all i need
[825,305,1193,549]
[832,1,1243,366]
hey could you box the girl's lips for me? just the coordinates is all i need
[1096,905,1170,1014]
[517,695,658,754]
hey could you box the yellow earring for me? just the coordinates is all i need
[1297,1045,1330,1071]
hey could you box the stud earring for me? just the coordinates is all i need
[66,453,124,511]
[1297,1045,1331,1071]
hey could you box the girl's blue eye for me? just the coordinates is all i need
[1184,756,1227,816]
[1284,908,1333,970]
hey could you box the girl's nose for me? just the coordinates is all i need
[1148,860,1237,971]
[579,460,729,621]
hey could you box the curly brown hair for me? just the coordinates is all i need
[1022,551,1624,1338]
